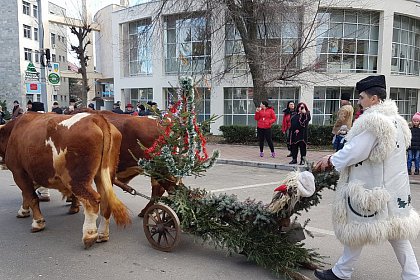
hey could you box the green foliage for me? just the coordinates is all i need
[219,125,257,143]
[0,100,11,120]
[307,125,334,146]
[161,166,339,279]
[219,124,334,145]
[161,188,324,278]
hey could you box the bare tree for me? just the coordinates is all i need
[69,22,92,106]
[130,0,329,106]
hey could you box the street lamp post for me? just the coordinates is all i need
[37,0,48,111]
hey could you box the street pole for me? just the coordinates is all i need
[37,0,48,111]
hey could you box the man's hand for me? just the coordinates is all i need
[314,155,333,172]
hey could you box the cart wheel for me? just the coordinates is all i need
[143,203,181,252]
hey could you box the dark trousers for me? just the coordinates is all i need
[257,127,274,153]
[291,141,306,160]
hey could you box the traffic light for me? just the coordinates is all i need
[45,48,51,62]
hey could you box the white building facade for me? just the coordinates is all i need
[97,0,420,133]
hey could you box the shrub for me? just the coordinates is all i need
[219,124,334,146]
[219,125,257,143]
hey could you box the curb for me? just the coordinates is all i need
[216,159,307,171]
[216,158,420,185]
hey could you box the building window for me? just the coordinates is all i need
[34,27,38,41]
[33,5,38,18]
[127,19,152,76]
[34,51,40,63]
[312,86,357,125]
[164,87,211,122]
[225,9,302,75]
[24,48,32,61]
[23,24,31,39]
[130,88,153,105]
[52,54,56,62]
[390,88,418,120]
[51,33,56,47]
[23,1,30,15]
[164,14,211,75]
[223,87,299,125]
[391,15,420,75]
[315,10,379,73]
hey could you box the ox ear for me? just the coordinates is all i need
[175,177,182,186]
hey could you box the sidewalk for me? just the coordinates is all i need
[207,143,420,185]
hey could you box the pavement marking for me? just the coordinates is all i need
[210,181,279,193]
[304,226,335,236]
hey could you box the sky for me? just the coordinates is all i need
[48,0,122,19]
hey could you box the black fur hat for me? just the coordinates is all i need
[356,75,386,92]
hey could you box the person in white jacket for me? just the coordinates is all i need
[314,75,420,280]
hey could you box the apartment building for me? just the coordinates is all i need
[94,0,420,133]
[0,0,69,110]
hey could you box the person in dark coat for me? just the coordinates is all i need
[408,112,420,175]
[51,102,63,114]
[12,100,23,119]
[282,101,295,157]
[0,105,5,124]
[112,102,124,114]
[289,102,311,165]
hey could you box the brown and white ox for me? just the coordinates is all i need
[0,112,131,248]
[69,110,181,217]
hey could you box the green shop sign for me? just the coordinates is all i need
[48,73,60,85]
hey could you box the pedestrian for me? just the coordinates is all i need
[354,104,363,120]
[254,100,276,158]
[26,100,33,112]
[64,98,77,114]
[289,102,311,165]
[282,101,295,157]
[11,100,23,120]
[51,101,63,114]
[124,103,135,115]
[408,112,420,175]
[112,102,124,114]
[88,103,95,110]
[314,75,420,280]
[0,105,5,125]
[332,92,354,151]
[137,104,147,116]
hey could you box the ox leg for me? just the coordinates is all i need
[97,215,110,243]
[138,179,165,218]
[12,174,45,232]
[72,187,101,249]
[68,194,81,215]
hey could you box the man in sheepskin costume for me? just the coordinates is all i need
[314,75,420,280]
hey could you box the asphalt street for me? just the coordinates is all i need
[0,164,419,280]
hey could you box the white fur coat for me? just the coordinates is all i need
[333,100,420,247]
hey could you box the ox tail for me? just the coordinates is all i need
[97,117,131,227]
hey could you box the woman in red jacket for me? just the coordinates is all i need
[254,101,277,158]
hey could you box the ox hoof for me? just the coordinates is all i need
[17,210,30,218]
[31,218,46,232]
[83,235,98,249]
[68,206,80,215]
[83,230,98,249]
[96,234,109,243]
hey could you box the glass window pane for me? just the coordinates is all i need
[224,100,233,114]
[344,23,357,38]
